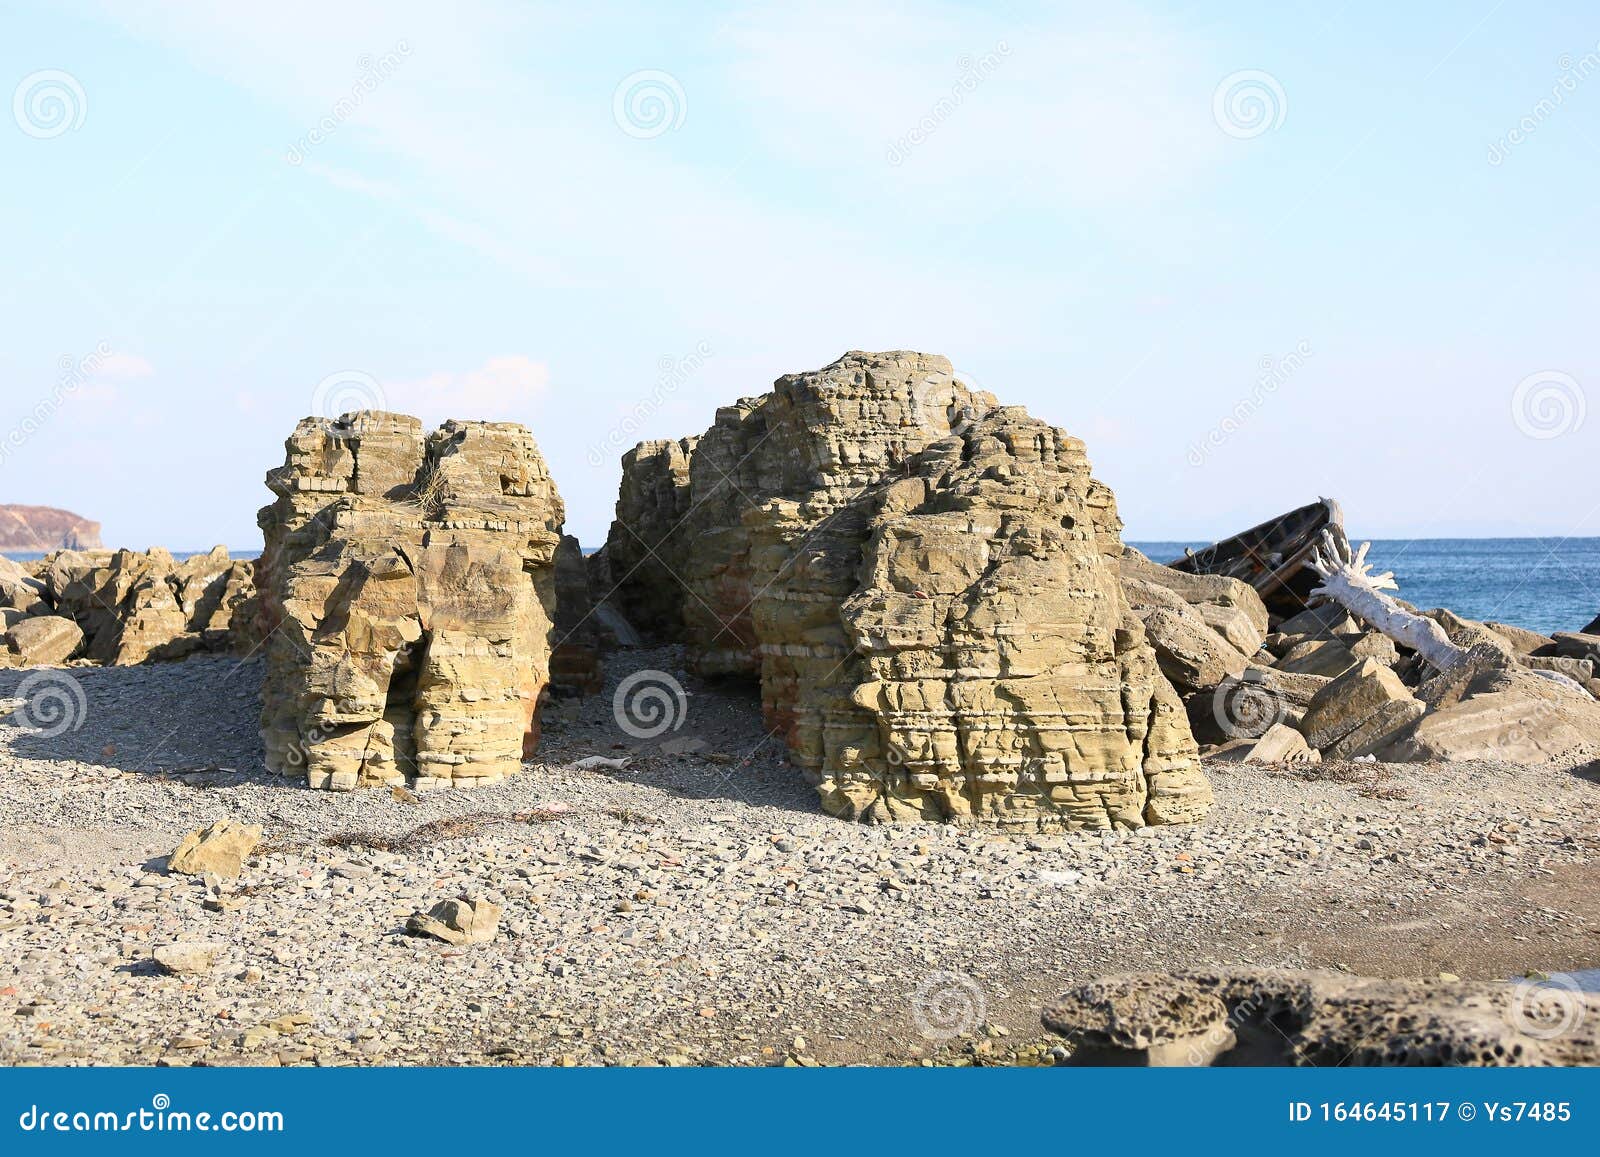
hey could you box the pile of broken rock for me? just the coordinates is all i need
[0,546,256,668]
[1123,537,1600,766]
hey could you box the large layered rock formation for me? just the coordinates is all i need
[1,546,254,666]
[596,351,1212,829]
[0,504,101,552]
[255,412,566,791]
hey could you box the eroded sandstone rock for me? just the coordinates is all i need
[256,412,566,791]
[1383,663,1600,762]
[1,614,84,667]
[406,896,502,945]
[598,351,1212,829]
[548,535,603,698]
[153,942,223,976]
[0,554,48,616]
[1298,658,1422,756]
[588,437,696,645]
[168,818,263,880]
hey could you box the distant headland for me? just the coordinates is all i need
[0,504,102,552]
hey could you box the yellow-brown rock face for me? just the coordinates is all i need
[601,351,1212,829]
[256,412,565,791]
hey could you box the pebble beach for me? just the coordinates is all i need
[3,648,1596,1067]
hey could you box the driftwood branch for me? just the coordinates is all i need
[1306,531,1467,674]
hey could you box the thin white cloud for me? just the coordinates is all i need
[95,352,154,379]
[720,0,1221,207]
[386,356,550,425]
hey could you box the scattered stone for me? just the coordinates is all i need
[1552,632,1600,667]
[1118,551,1270,637]
[570,756,630,771]
[168,818,262,880]
[1275,604,1356,638]
[41,545,253,665]
[406,896,503,946]
[153,942,222,976]
[1141,606,1250,694]
[1479,621,1554,656]
[1242,723,1317,764]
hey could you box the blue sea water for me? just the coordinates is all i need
[1130,538,1600,637]
[6,549,262,562]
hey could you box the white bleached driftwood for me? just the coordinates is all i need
[1305,531,1467,674]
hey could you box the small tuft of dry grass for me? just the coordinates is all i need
[411,461,447,514]
[1275,761,1410,801]
[512,807,569,824]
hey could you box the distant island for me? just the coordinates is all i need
[0,503,102,551]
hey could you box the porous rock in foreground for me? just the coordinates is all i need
[1043,969,1600,1065]
[596,351,1211,829]
[256,412,565,791]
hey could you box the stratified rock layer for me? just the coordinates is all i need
[549,534,603,697]
[256,412,565,791]
[588,437,696,644]
[599,351,1212,829]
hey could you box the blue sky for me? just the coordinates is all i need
[1,0,1595,550]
